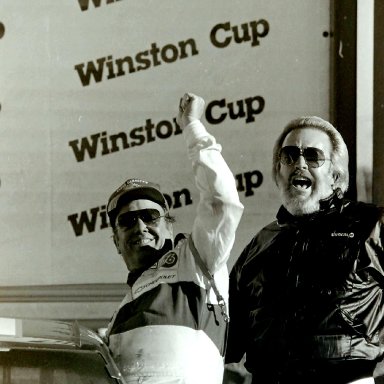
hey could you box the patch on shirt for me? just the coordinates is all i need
[161,252,178,268]
[132,270,178,298]
[131,250,179,298]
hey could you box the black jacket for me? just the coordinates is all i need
[226,192,384,383]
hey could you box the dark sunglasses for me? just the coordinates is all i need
[116,209,165,229]
[279,146,331,168]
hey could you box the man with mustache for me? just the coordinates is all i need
[225,116,384,383]
[104,93,243,384]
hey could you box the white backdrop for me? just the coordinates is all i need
[0,0,330,286]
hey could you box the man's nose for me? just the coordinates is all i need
[132,218,148,231]
[294,154,308,169]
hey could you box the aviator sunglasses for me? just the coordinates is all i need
[279,146,331,168]
[116,208,165,229]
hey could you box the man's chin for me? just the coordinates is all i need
[281,192,319,216]
[132,248,162,270]
[291,185,312,197]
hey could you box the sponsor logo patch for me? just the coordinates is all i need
[331,231,354,238]
[161,252,178,268]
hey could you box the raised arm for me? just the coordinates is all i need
[177,93,244,273]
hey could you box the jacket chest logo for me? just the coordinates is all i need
[331,231,355,238]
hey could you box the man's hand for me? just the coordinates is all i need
[177,93,205,129]
[347,379,374,384]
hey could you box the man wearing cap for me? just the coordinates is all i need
[105,93,244,384]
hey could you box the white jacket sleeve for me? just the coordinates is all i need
[183,120,244,274]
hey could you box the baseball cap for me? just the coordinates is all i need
[107,178,169,227]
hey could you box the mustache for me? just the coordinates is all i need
[289,170,310,180]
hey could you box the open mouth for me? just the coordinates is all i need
[131,237,154,246]
[291,176,312,190]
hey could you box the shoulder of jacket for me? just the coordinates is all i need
[340,200,384,233]
[342,200,381,218]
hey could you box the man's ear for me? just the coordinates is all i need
[331,172,340,190]
[274,164,281,186]
[333,172,340,182]
[112,233,121,254]
[166,221,174,240]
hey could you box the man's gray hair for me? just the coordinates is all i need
[272,116,349,193]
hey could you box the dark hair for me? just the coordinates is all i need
[272,116,349,193]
